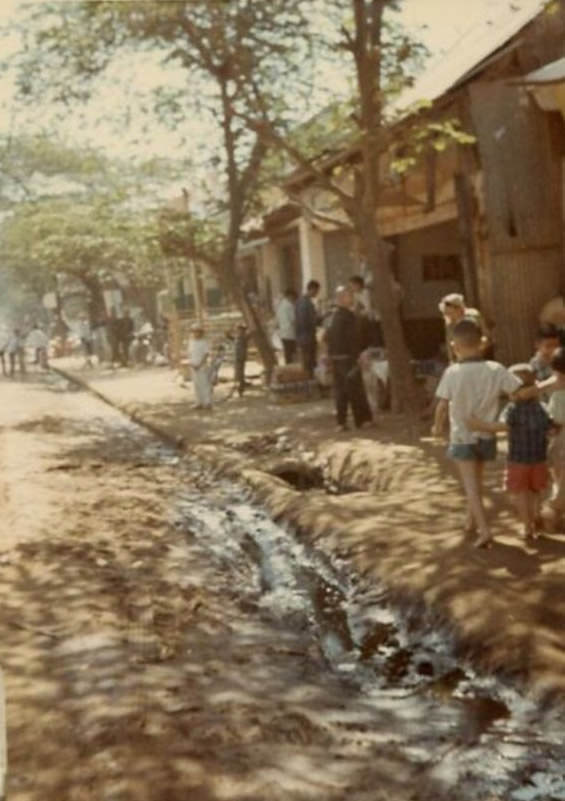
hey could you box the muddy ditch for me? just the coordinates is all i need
[174,474,565,801]
[50,370,565,800]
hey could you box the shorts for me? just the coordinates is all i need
[447,438,497,462]
[505,462,549,494]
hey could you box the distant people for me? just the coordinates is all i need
[78,316,94,368]
[439,293,489,362]
[544,348,565,529]
[432,319,521,548]
[295,280,320,378]
[0,329,8,376]
[234,323,250,397]
[26,323,49,369]
[188,323,212,410]
[530,324,560,382]
[326,285,373,432]
[117,308,134,367]
[7,328,25,377]
[107,308,120,365]
[276,289,297,364]
[468,364,552,542]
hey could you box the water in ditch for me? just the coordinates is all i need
[170,468,565,801]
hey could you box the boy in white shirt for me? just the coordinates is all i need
[188,323,212,409]
[432,319,521,548]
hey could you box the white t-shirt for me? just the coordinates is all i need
[189,338,209,369]
[276,297,296,341]
[548,389,565,425]
[436,360,521,444]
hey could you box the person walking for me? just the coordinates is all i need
[326,285,373,432]
[295,280,320,378]
[276,289,297,364]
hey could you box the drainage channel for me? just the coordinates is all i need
[173,475,565,801]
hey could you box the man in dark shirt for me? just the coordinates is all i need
[326,286,372,431]
[295,280,320,378]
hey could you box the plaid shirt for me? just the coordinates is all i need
[505,400,551,464]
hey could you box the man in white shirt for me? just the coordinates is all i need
[188,323,212,409]
[275,289,297,364]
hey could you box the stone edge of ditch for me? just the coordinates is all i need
[52,366,562,706]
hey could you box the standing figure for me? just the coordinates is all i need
[78,316,94,368]
[541,348,565,528]
[117,308,134,367]
[295,280,320,378]
[529,324,560,382]
[276,289,297,364]
[468,364,552,542]
[234,323,250,397]
[432,319,521,548]
[438,293,489,363]
[107,308,121,366]
[7,329,25,378]
[188,323,212,410]
[326,286,373,432]
[0,328,8,376]
[26,323,49,369]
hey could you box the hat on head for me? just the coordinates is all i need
[439,293,465,314]
[190,322,204,333]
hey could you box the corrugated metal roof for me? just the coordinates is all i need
[521,55,565,83]
[395,0,546,112]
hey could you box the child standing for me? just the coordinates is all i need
[188,323,212,410]
[468,364,552,541]
[432,319,521,547]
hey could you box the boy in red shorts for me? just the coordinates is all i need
[468,364,552,542]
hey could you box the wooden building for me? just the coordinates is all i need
[243,0,565,363]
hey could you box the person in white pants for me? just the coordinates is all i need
[188,323,212,409]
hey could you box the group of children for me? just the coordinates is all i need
[432,320,565,547]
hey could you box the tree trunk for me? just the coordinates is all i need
[78,273,106,326]
[361,221,416,414]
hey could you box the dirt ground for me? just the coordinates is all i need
[54,361,565,701]
[1,376,440,801]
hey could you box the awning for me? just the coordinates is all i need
[513,57,565,117]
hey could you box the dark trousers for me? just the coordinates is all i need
[332,357,372,427]
[299,340,317,378]
[282,338,297,365]
[118,338,130,366]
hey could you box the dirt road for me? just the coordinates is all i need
[0,376,420,801]
[1,375,564,801]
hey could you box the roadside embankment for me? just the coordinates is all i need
[53,362,565,702]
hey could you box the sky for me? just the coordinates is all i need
[0,0,547,170]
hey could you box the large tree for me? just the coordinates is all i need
[13,0,314,380]
[245,0,472,411]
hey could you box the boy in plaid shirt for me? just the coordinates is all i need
[469,364,552,542]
